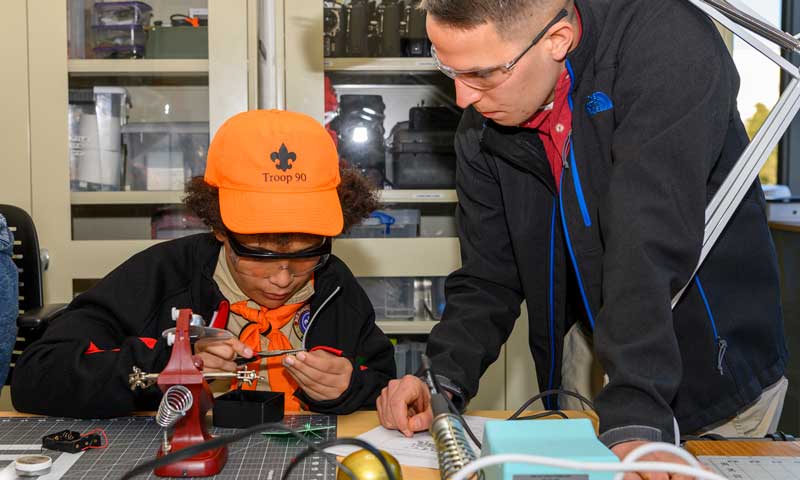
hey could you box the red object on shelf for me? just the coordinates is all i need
[153,309,227,477]
[150,206,208,240]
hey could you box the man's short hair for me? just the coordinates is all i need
[420,0,572,40]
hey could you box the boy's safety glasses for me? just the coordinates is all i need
[225,229,331,279]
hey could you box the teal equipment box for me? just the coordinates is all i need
[480,419,619,480]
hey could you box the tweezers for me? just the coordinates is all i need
[235,348,306,365]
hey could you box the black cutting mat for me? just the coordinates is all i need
[0,415,337,479]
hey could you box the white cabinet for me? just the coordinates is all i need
[26,0,254,301]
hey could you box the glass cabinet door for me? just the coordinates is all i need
[322,0,459,193]
[25,0,250,300]
[69,0,210,60]
[66,0,211,241]
[321,1,459,324]
[322,0,429,58]
[320,1,459,238]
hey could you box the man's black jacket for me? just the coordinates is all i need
[427,0,787,445]
[12,234,396,418]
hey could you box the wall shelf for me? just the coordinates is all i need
[376,320,438,335]
[335,238,460,277]
[68,240,163,279]
[71,191,184,205]
[68,237,460,280]
[323,57,438,72]
[378,189,457,203]
[72,189,457,205]
[68,59,209,76]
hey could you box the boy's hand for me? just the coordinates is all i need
[283,350,353,401]
[194,338,253,373]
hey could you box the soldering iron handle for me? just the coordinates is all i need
[431,393,450,417]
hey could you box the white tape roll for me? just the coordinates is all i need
[15,455,52,477]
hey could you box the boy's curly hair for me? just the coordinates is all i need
[183,168,379,244]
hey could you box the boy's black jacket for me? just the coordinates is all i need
[12,234,396,418]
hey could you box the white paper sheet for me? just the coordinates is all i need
[327,415,492,469]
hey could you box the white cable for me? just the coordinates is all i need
[620,442,702,469]
[673,417,681,447]
[449,452,729,480]
[611,442,708,480]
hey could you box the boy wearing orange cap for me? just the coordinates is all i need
[12,110,396,417]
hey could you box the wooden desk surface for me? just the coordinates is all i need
[770,221,800,233]
[685,440,800,457]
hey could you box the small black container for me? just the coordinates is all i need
[212,390,284,428]
[391,125,457,189]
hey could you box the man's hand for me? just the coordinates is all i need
[194,338,253,373]
[612,440,701,480]
[376,375,434,437]
[283,350,353,401]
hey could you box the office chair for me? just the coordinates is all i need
[0,205,67,386]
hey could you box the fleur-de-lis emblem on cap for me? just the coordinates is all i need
[270,143,296,172]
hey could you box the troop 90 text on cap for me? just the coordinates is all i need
[262,172,308,184]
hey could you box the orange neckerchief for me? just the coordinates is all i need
[229,301,304,411]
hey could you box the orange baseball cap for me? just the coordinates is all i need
[204,110,343,236]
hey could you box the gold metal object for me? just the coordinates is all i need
[128,366,261,390]
[336,449,403,480]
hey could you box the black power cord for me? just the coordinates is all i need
[422,355,483,450]
[508,389,595,420]
[443,391,483,448]
[420,360,596,449]
[514,410,569,421]
[118,421,371,480]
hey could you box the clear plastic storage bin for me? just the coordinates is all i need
[393,343,409,377]
[420,215,457,237]
[392,341,426,378]
[413,277,447,320]
[92,25,146,58]
[68,87,128,191]
[407,342,426,376]
[359,277,415,319]
[122,122,209,191]
[93,1,153,26]
[340,209,420,238]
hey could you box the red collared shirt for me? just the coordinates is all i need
[520,72,573,188]
[520,9,582,190]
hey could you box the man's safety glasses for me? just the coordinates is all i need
[431,9,568,91]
